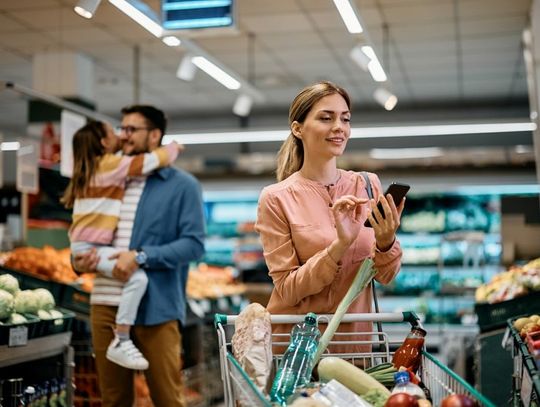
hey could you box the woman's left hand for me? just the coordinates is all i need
[367,194,406,251]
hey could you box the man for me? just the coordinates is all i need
[74,105,205,406]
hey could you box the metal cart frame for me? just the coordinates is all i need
[215,312,495,407]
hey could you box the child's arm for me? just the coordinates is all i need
[124,142,182,177]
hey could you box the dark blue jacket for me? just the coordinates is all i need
[130,166,205,326]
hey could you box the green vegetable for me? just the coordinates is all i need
[49,309,63,319]
[14,290,40,314]
[0,274,20,295]
[362,388,389,407]
[314,259,376,363]
[34,288,55,311]
[318,357,390,396]
[37,309,53,320]
[0,289,14,319]
[8,313,28,325]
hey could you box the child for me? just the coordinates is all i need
[62,121,182,370]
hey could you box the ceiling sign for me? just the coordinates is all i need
[162,0,234,30]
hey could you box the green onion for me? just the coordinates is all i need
[314,258,376,364]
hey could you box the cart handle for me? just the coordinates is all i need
[214,311,421,328]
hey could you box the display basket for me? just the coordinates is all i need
[504,316,540,406]
[215,312,495,407]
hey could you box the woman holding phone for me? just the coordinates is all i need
[254,81,406,353]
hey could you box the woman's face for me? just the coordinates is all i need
[292,93,351,159]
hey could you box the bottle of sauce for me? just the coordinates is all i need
[392,326,426,373]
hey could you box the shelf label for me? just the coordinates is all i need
[521,366,532,406]
[9,326,28,347]
[187,299,205,319]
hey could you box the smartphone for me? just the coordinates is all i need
[364,182,410,227]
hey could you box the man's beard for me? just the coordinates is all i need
[125,136,150,155]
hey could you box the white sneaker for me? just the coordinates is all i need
[106,337,149,370]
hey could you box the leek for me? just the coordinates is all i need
[313,258,376,363]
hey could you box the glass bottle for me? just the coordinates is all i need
[269,313,321,406]
[390,371,426,399]
[392,326,426,373]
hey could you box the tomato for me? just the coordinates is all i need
[440,394,477,407]
[384,393,419,407]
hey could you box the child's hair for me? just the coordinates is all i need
[61,121,107,209]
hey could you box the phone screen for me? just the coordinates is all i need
[364,182,410,227]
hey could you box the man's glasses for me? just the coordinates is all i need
[116,125,154,135]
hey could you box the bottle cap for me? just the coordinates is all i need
[305,312,317,325]
[394,371,410,383]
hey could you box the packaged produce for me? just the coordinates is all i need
[231,303,272,397]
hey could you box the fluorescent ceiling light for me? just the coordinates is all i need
[108,0,163,37]
[233,94,253,117]
[176,54,197,81]
[333,0,363,34]
[373,88,398,111]
[361,46,387,82]
[163,121,535,145]
[369,148,443,160]
[1,142,21,151]
[162,35,181,47]
[191,56,241,90]
[74,0,102,18]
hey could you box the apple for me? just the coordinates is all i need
[440,394,477,407]
[384,393,419,407]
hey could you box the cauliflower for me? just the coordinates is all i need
[0,289,14,319]
[37,309,52,320]
[14,290,40,314]
[0,274,20,295]
[34,288,55,311]
[8,313,28,325]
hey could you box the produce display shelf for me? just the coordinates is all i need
[505,317,540,406]
[0,331,72,368]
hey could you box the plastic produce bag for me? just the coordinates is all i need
[232,302,273,396]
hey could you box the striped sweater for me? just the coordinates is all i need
[68,143,178,245]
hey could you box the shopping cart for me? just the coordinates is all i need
[215,312,495,407]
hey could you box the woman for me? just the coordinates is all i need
[255,81,405,353]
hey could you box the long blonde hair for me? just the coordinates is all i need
[276,81,351,181]
[61,121,107,208]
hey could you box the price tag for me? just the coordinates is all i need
[521,367,533,406]
[9,326,28,347]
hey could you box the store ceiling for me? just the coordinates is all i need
[0,0,533,146]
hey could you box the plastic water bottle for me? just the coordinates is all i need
[270,312,320,405]
[391,371,426,399]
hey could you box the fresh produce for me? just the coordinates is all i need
[363,388,389,406]
[365,362,398,387]
[34,288,55,310]
[513,314,540,339]
[8,313,27,325]
[14,289,40,314]
[314,259,376,363]
[440,394,476,407]
[37,309,52,320]
[317,357,390,396]
[0,289,14,319]
[0,274,20,295]
[49,309,63,319]
[475,257,540,304]
[384,393,419,406]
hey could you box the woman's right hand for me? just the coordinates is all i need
[331,195,369,246]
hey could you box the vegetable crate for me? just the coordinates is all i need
[504,317,540,406]
[215,312,495,407]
